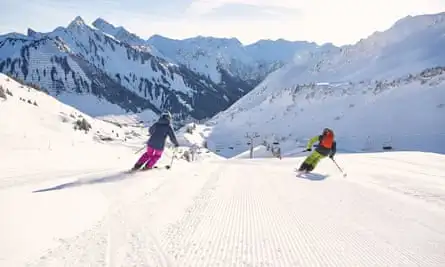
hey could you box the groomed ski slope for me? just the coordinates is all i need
[1,151,445,266]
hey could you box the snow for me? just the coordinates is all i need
[0,180,109,265]
[56,93,131,117]
[0,72,153,170]
[232,145,272,159]
[176,123,211,147]
[97,109,159,127]
[2,146,445,266]
[0,72,141,265]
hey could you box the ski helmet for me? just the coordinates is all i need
[160,111,172,121]
[323,128,334,136]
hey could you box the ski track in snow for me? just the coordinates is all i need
[26,169,176,267]
[18,153,445,266]
[160,158,445,266]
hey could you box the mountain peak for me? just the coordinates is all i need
[68,16,87,28]
[93,17,109,24]
[27,28,37,37]
[93,17,121,36]
[92,18,148,46]
[92,17,115,30]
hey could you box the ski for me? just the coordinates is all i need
[294,168,308,174]
[153,165,172,170]
[126,165,171,174]
[296,171,310,178]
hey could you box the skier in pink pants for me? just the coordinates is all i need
[132,111,179,171]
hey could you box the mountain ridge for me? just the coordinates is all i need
[0,17,260,122]
[0,15,324,124]
[3,12,443,129]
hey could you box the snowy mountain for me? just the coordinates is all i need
[92,17,324,87]
[147,35,322,85]
[255,12,445,90]
[0,17,250,123]
[202,12,445,158]
[93,18,324,105]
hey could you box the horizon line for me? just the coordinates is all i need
[1,11,443,47]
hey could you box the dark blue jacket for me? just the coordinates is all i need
[146,117,179,150]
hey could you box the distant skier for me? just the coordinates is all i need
[298,128,337,173]
[131,111,179,171]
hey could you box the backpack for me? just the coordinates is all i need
[319,129,334,148]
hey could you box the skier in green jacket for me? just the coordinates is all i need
[298,128,337,173]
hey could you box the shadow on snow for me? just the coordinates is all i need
[296,173,329,181]
[32,171,136,193]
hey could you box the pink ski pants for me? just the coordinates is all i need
[136,146,163,168]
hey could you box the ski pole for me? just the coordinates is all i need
[331,158,347,177]
[134,146,145,154]
[288,149,310,157]
[166,149,176,169]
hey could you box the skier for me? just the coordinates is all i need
[131,111,179,171]
[297,128,337,173]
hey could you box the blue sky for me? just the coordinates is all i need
[0,0,444,45]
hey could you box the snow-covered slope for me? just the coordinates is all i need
[2,147,445,266]
[0,72,151,171]
[244,39,336,63]
[96,110,159,129]
[203,12,445,158]
[0,17,246,122]
[205,66,445,158]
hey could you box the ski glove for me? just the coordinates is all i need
[306,148,312,152]
[329,154,334,159]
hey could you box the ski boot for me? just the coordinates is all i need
[296,162,315,176]
[298,162,311,173]
[140,165,153,171]
[130,163,143,172]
